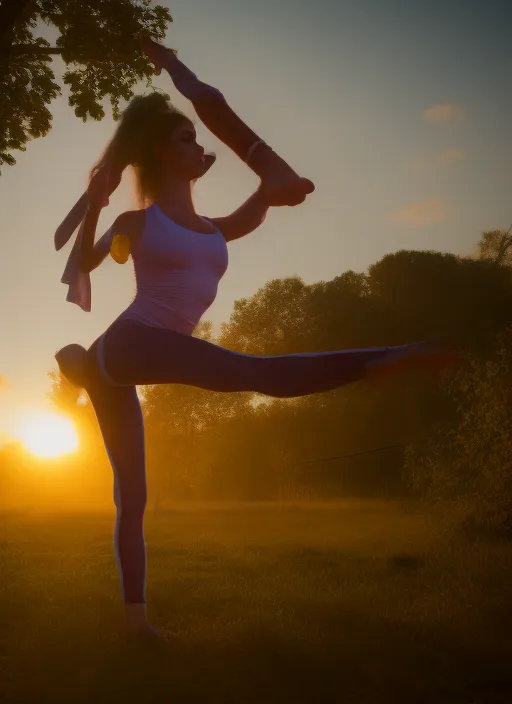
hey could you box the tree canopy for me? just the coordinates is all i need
[0,0,172,170]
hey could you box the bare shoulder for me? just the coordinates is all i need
[112,209,146,239]
[109,209,146,264]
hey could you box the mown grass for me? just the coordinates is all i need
[1,501,511,703]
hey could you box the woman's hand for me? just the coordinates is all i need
[140,36,176,76]
[87,166,121,209]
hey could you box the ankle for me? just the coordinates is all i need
[246,139,267,165]
[125,602,149,631]
[246,142,278,177]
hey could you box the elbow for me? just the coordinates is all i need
[244,211,268,236]
[250,212,267,233]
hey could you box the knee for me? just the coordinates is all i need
[55,344,88,388]
[114,486,147,519]
[207,86,225,101]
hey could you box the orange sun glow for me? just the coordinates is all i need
[18,411,79,458]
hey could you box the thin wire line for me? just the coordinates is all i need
[294,441,411,468]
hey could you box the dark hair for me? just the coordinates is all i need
[90,92,191,206]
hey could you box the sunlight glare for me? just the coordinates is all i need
[18,411,79,458]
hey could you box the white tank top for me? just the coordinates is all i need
[117,203,229,335]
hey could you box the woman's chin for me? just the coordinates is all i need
[193,154,216,180]
[191,167,209,181]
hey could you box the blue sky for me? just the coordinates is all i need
[0,0,510,442]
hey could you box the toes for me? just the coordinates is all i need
[300,178,315,194]
[266,181,314,207]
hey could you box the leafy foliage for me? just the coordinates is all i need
[0,0,172,170]
[5,230,510,511]
[136,237,512,502]
[406,329,512,529]
[476,227,512,265]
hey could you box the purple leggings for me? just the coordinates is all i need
[83,318,403,604]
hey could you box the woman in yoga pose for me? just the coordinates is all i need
[55,38,456,639]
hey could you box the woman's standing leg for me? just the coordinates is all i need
[140,37,314,207]
[56,344,156,637]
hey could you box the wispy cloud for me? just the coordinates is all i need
[409,147,467,171]
[423,104,465,125]
[389,198,449,228]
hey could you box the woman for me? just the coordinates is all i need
[55,38,456,639]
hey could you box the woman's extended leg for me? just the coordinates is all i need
[96,319,456,391]
[140,37,315,207]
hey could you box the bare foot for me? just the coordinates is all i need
[126,623,167,648]
[367,342,459,384]
[250,145,315,207]
[55,344,89,388]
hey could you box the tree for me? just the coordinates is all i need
[476,227,512,266]
[405,328,512,531]
[367,250,512,354]
[141,240,512,502]
[34,233,512,504]
[218,276,311,356]
[0,0,172,170]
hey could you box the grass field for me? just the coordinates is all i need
[1,500,511,703]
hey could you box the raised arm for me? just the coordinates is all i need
[54,169,122,251]
[79,168,121,272]
[79,203,105,273]
[208,186,270,242]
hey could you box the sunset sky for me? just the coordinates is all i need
[0,0,510,444]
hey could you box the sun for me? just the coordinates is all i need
[18,411,79,459]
